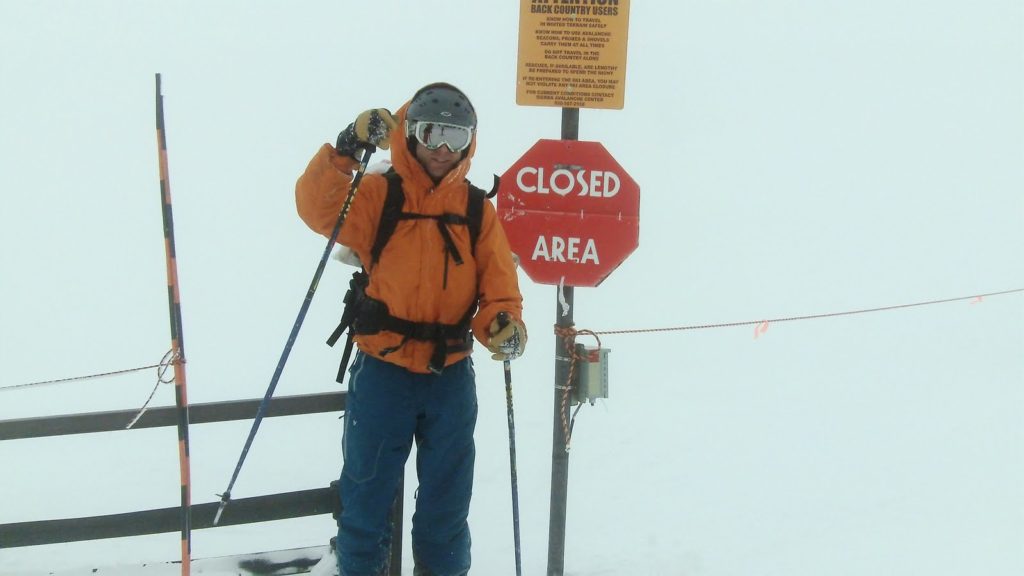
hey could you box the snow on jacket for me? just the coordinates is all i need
[295,100,525,374]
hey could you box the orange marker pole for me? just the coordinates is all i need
[154,73,192,576]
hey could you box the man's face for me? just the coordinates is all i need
[414,141,461,182]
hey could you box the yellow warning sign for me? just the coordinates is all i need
[516,0,631,110]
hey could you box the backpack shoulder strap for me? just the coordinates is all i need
[466,175,498,253]
[370,169,405,267]
[466,185,485,254]
[372,171,497,264]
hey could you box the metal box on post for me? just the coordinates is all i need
[572,344,609,406]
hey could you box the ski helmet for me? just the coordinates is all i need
[406,83,477,130]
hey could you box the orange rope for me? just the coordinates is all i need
[1,353,183,392]
[126,349,182,429]
[550,287,1022,451]
[553,325,602,451]
[590,288,1023,336]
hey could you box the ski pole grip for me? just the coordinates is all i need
[356,146,374,164]
[495,312,521,363]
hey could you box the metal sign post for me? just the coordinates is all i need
[548,108,576,576]
[497,120,640,576]
[510,2,634,574]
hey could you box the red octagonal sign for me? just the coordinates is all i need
[497,139,640,287]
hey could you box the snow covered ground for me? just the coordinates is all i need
[4,303,1021,574]
[13,546,329,576]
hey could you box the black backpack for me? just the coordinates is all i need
[327,169,498,378]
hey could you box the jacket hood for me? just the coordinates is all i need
[388,93,477,193]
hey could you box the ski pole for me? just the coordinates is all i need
[213,147,374,526]
[497,312,523,576]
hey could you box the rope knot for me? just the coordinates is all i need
[553,324,578,339]
[552,324,602,452]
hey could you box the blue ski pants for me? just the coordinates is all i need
[336,352,477,576]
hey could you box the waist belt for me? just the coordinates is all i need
[328,271,475,379]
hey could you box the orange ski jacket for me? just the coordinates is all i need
[296,100,525,374]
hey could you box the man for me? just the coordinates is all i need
[296,83,527,576]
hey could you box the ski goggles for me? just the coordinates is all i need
[409,121,474,152]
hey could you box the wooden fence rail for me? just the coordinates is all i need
[0,390,404,574]
[0,391,346,440]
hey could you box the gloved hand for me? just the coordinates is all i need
[335,108,399,158]
[486,313,527,361]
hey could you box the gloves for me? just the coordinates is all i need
[486,313,527,361]
[336,108,399,157]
